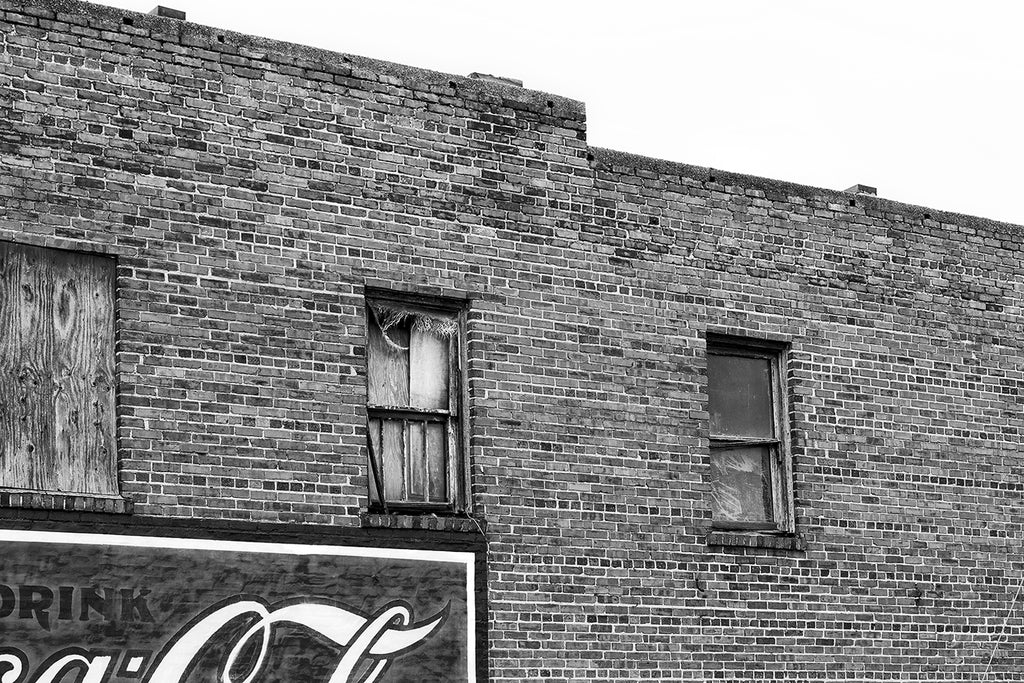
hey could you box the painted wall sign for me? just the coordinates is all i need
[0,530,475,683]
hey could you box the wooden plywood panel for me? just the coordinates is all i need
[407,420,425,500]
[367,313,409,407]
[0,242,26,487]
[426,422,446,502]
[381,419,405,501]
[86,252,117,494]
[56,250,116,494]
[409,328,448,410]
[17,244,54,490]
[48,248,77,492]
[0,242,116,494]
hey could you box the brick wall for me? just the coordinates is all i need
[1,1,1022,679]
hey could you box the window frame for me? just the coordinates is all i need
[364,291,469,515]
[706,334,794,533]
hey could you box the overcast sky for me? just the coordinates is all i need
[94,0,1024,226]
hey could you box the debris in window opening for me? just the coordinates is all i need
[369,302,457,352]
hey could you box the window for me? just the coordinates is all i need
[365,295,466,512]
[707,336,792,531]
[0,241,118,496]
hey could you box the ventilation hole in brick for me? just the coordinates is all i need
[546,100,554,108]
[586,153,594,162]
[122,16,134,25]
[924,212,931,220]
[849,199,856,207]
[449,80,457,89]
[709,175,716,183]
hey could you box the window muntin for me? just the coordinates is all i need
[366,298,463,512]
[707,339,790,531]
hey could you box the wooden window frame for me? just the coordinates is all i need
[707,335,794,533]
[365,292,469,515]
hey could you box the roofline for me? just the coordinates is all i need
[5,0,1019,234]
[3,0,586,117]
[590,147,1024,234]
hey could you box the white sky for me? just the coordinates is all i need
[92,0,1024,226]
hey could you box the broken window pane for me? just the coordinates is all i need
[710,445,772,524]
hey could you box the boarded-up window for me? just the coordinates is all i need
[707,337,791,530]
[0,242,118,495]
[366,298,464,511]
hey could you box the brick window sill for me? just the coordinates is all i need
[707,530,806,551]
[0,490,133,515]
[360,512,483,534]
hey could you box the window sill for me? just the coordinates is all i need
[360,512,483,534]
[707,530,805,551]
[0,490,133,515]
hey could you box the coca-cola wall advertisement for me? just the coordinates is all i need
[0,529,476,683]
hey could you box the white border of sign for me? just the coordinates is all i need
[0,528,476,682]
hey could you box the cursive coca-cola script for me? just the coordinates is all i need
[0,597,447,683]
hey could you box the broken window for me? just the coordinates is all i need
[707,336,792,531]
[0,241,118,496]
[365,296,465,512]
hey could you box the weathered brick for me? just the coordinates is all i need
[0,0,1023,680]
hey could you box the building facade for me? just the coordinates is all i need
[0,1,1022,680]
